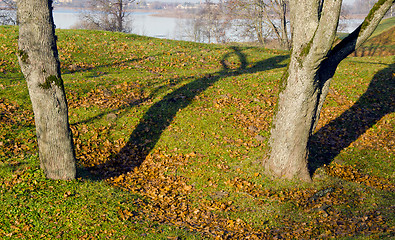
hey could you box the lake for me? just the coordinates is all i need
[53,10,188,40]
[53,10,364,42]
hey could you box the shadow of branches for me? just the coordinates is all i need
[90,47,288,179]
[62,54,161,74]
[308,62,394,174]
[352,27,394,57]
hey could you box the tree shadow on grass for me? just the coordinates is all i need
[308,62,394,174]
[89,47,288,179]
[62,54,162,74]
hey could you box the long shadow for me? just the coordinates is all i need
[308,63,394,174]
[352,30,393,57]
[70,97,149,126]
[62,54,161,74]
[90,47,288,179]
[66,53,170,126]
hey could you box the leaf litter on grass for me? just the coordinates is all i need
[68,75,394,239]
[1,26,394,239]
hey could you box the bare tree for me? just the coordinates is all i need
[0,0,17,25]
[76,0,135,32]
[186,0,231,43]
[228,0,269,44]
[17,0,76,180]
[228,0,290,49]
[266,0,394,182]
[338,2,352,32]
[262,0,290,49]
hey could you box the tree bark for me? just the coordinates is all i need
[266,0,393,182]
[17,0,76,180]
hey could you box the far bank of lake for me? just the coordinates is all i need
[53,9,364,42]
[53,9,188,41]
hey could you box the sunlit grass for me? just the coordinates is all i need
[1,25,394,239]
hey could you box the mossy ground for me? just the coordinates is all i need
[0,24,393,239]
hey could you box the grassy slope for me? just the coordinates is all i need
[353,25,395,56]
[369,16,395,38]
[338,16,395,38]
[0,25,394,239]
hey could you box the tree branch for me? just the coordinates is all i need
[328,0,394,65]
[310,0,343,62]
[314,0,393,132]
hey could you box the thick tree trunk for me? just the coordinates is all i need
[266,0,393,181]
[266,0,341,182]
[17,0,76,180]
[266,62,320,181]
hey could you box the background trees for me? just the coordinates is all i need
[180,0,290,48]
[0,0,17,25]
[266,0,394,181]
[76,0,135,32]
[17,0,76,179]
[184,0,231,43]
[228,0,290,49]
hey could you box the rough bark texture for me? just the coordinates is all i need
[17,0,76,180]
[266,0,393,181]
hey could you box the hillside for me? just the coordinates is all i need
[354,25,395,56]
[0,26,394,239]
[370,16,395,38]
[337,16,395,56]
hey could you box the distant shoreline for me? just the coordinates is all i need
[54,7,368,20]
[143,9,194,18]
[53,7,193,19]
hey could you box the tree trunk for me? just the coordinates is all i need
[117,0,123,32]
[266,0,393,182]
[279,0,290,49]
[17,0,76,180]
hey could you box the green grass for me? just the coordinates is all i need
[369,16,395,37]
[0,157,204,239]
[1,26,394,239]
